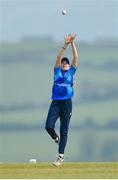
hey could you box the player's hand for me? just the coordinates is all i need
[69,33,76,43]
[64,33,76,45]
[64,35,71,45]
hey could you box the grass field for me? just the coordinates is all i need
[0,163,118,179]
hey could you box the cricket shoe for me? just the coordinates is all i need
[53,155,64,166]
[55,134,60,144]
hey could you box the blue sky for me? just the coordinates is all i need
[0,0,118,42]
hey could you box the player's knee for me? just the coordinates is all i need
[60,131,68,137]
[45,127,53,133]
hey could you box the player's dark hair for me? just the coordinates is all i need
[61,57,70,64]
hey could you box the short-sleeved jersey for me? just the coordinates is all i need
[51,65,77,100]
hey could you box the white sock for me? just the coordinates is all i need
[59,154,64,158]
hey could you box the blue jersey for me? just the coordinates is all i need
[52,65,77,100]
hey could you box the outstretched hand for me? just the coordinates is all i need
[64,33,76,45]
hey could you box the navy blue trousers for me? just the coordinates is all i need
[45,99,72,154]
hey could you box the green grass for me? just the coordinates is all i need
[0,163,118,179]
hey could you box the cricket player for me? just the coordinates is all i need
[45,33,78,166]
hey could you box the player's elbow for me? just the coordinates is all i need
[72,57,78,68]
[74,55,78,60]
[73,56,78,63]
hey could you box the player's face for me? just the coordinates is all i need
[61,61,70,71]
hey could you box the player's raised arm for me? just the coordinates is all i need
[54,35,70,68]
[71,34,78,68]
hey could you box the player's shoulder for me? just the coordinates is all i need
[54,66,61,73]
[69,65,77,73]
